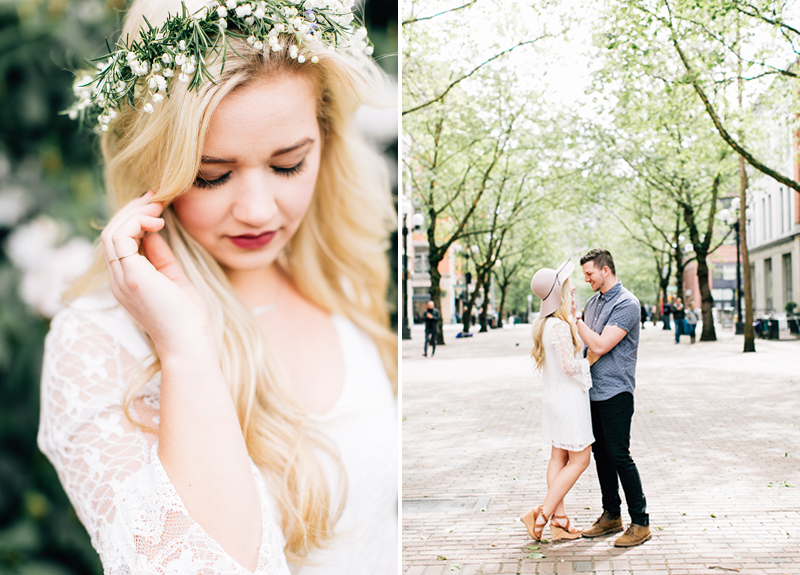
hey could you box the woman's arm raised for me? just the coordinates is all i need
[39,192,280,573]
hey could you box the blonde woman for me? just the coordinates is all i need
[521,260,593,542]
[37,1,397,573]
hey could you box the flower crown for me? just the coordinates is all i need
[66,0,372,130]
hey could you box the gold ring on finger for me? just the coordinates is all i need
[109,251,139,263]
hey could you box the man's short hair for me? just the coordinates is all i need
[580,248,616,275]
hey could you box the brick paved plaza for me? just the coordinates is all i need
[402,322,800,574]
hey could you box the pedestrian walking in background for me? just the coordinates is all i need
[686,301,700,344]
[576,248,651,548]
[662,298,672,330]
[640,302,648,329]
[672,297,686,344]
[521,260,593,543]
[423,300,441,357]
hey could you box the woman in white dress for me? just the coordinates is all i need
[37,1,397,573]
[521,260,594,542]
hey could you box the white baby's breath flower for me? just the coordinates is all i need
[161,53,174,64]
[152,62,162,72]
[143,102,154,113]
[218,17,228,29]
[108,109,117,119]
[226,0,237,9]
[101,124,109,131]
[235,3,252,17]
[152,74,167,90]
[175,53,187,65]
[245,16,255,25]
[253,40,263,50]
[365,45,374,56]
[217,5,228,17]
[297,54,305,63]
[355,27,367,40]
[254,6,265,18]
[179,40,187,51]
[247,35,256,45]
[311,55,319,63]
[130,60,149,76]
[68,110,79,120]
[126,51,137,62]
[163,68,175,77]
[178,72,191,83]
[152,93,164,102]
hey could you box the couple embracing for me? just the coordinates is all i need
[520,249,651,548]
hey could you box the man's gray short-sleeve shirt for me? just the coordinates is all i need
[582,282,640,402]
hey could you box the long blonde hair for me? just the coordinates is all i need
[530,278,582,369]
[68,0,397,561]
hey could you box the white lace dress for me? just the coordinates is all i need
[539,318,594,452]
[37,289,397,575]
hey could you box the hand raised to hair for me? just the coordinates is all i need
[101,192,212,356]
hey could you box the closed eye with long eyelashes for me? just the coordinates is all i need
[193,159,306,189]
[194,172,232,189]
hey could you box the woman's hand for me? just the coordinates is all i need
[101,192,213,356]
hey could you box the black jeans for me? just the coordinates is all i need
[591,392,649,526]
[424,329,436,355]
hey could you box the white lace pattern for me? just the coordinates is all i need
[37,291,290,575]
[539,318,594,452]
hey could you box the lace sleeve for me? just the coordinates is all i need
[37,307,289,575]
[550,320,592,392]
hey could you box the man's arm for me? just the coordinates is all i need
[577,320,627,357]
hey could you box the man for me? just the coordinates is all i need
[423,300,440,357]
[575,248,651,548]
[672,297,686,344]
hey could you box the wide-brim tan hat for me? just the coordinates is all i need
[530,259,574,317]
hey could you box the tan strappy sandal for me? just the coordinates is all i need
[550,514,582,541]
[521,505,550,541]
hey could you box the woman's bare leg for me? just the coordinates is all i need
[542,446,592,518]
[546,447,569,516]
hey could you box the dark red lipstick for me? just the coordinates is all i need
[228,231,276,249]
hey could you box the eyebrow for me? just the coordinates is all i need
[200,137,314,164]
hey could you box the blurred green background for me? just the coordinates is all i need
[0,1,397,572]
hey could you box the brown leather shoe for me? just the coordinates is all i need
[581,511,623,538]
[614,523,652,547]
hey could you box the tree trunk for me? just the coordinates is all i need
[462,274,484,335]
[497,279,510,328]
[740,155,756,352]
[428,263,445,345]
[696,255,717,341]
[479,278,490,332]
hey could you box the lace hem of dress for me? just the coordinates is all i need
[549,439,594,452]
